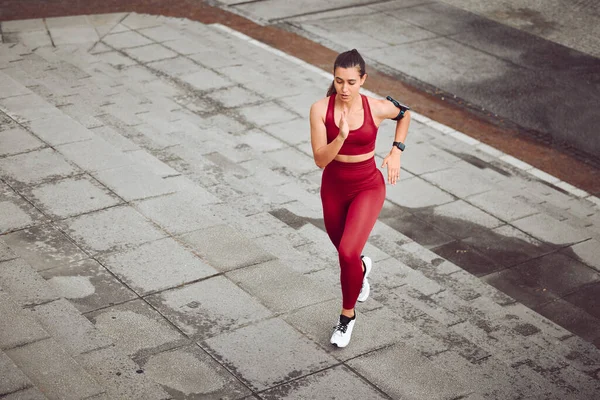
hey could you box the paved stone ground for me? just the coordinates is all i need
[1,11,600,400]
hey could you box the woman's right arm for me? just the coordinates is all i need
[310,101,348,169]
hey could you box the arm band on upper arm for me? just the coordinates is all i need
[386,96,410,121]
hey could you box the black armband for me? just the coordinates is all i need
[386,96,410,121]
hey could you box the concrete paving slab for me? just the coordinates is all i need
[0,93,63,123]
[42,258,136,314]
[512,213,592,245]
[137,25,186,43]
[0,290,50,350]
[146,276,273,340]
[29,298,113,356]
[93,164,177,202]
[23,174,121,220]
[6,338,104,400]
[180,67,233,92]
[59,205,166,255]
[0,352,31,396]
[2,30,53,48]
[102,30,154,49]
[24,114,95,146]
[399,142,461,175]
[566,239,600,272]
[147,56,199,77]
[50,26,100,46]
[75,346,170,400]
[386,176,456,209]
[0,148,81,188]
[2,223,88,271]
[466,189,540,222]
[459,225,553,271]
[134,190,221,235]
[139,344,251,399]
[261,364,388,400]
[421,163,497,198]
[484,253,600,309]
[202,317,337,391]
[234,0,376,22]
[237,101,299,128]
[87,299,189,360]
[179,224,275,272]
[261,118,308,145]
[415,199,503,239]
[226,259,335,313]
[120,12,162,30]
[122,43,176,64]
[98,237,217,296]
[0,387,49,400]
[347,342,469,400]
[0,189,47,235]
[0,258,59,307]
[206,85,264,108]
[0,72,32,99]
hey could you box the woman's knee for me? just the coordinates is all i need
[338,244,361,266]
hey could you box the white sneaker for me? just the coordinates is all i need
[330,315,356,348]
[357,256,372,302]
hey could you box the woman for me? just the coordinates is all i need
[309,49,411,348]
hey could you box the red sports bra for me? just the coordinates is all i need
[325,94,378,155]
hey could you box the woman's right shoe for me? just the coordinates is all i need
[357,255,372,302]
[330,314,356,348]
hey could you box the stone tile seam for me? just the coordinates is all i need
[210,23,600,207]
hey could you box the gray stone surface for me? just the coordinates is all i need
[0,148,80,187]
[347,342,469,400]
[466,189,540,222]
[60,206,166,254]
[29,298,113,356]
[98,237,218,296]
[202,317,337,391]
[139,345,251,399]
[261,364,388,399]
[0,258,59,307]
[512,213,591,245]
[56,137,134,173]
[146,276,273,340]
[0,126,45,157]
[0,387,48,400]
[134,190,222,235]
[42,258,137,313]
[566,239,600,272]
[0,290,49,350]
[0,188,47,234]
[179,224,275,272]
[5,338,104,400]
[87,299,188,360]
[26,114,95,146]
[103,30,153,49]
[93,164,178,201]
[23,174,121,219]
[75,346,170,400]
[226,259,335,313]
[386,176,455,208]
[2,223,88,271]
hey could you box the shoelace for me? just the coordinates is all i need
[334,322,348,334]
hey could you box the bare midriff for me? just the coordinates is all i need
[334,151,375,163]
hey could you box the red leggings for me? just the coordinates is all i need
[320,158,386,309]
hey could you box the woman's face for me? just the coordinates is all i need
[334,66,366,103]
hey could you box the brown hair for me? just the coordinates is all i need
[326,49,366,97]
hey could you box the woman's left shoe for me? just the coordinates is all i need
[330,314,356,348]
[357,255,372,302]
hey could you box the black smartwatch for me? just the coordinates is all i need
[393,141,406,151]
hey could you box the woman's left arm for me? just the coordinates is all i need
[376,98,411,185]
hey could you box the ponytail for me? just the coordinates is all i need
[325,49,366,97]
[326,80,336,97]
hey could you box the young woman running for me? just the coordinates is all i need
[309,49,411,347]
